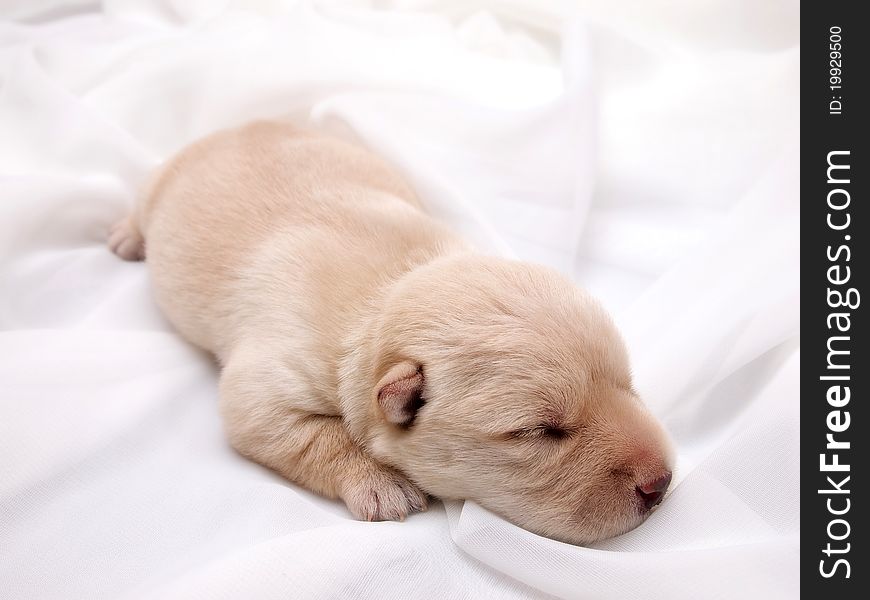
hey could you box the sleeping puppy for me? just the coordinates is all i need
[109,121,674,545]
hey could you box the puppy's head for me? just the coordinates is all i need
[361,255,674,545]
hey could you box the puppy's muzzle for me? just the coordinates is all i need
[636,471,672,512]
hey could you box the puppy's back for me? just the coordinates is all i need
[141,120,421,257]
[139,121,458,357]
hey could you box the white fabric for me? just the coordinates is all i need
[0,1,799,598]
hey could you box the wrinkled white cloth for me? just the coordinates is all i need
[0,1,799,599]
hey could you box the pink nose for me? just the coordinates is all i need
[636,471,672,512]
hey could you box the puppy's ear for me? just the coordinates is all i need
[376,361,425,426]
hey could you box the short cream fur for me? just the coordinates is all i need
[109,121,674,545]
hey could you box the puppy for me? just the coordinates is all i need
[109,121,674,545]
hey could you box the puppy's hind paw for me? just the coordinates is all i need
[108,216,145,261]
[341,464,429,522]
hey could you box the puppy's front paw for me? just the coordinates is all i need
[341,464,428,522]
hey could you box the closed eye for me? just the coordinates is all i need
[508,424,573,441]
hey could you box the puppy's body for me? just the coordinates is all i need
[138,122,461,359]
[110,121,674,543]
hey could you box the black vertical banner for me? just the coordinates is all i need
[803,3,868,597]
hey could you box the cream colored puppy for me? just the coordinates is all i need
[109,121,674,545]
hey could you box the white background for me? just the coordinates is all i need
[0,1,799,598]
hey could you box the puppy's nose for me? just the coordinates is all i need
[636,471,672,512]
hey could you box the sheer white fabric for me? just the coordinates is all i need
[0,1,799,598]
